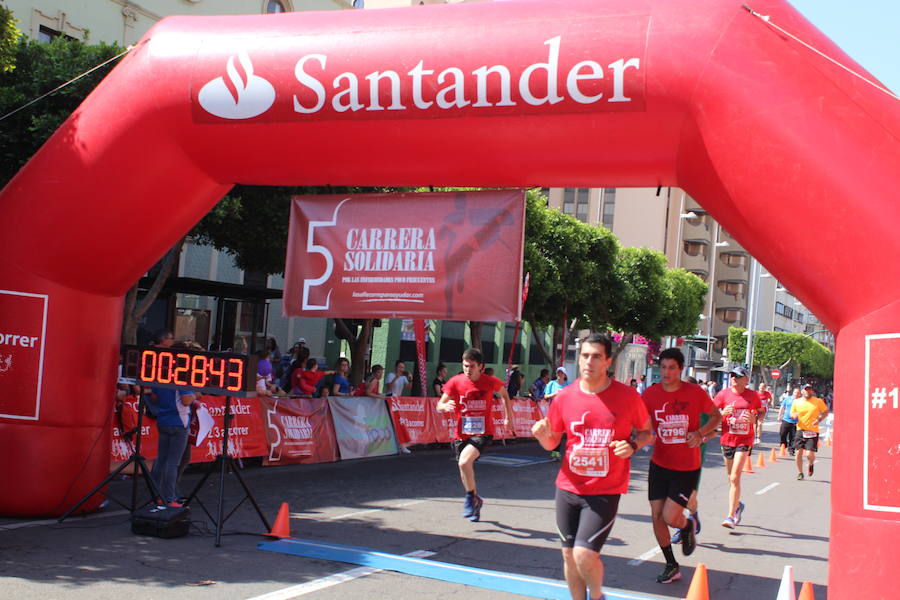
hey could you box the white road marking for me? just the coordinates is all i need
[324,499,425,521]
[755,482,781,495]
[244,550,435,600]
[628,546,663,566]
[0,509,130,532]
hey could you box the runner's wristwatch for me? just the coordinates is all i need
[627,439,638,452]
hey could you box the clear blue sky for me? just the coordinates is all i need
[788,0,900,93]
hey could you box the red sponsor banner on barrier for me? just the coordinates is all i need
[429,397,457,444]
[509,398,543,438]
[0,290,48,420]
[260,396,338,465]
[491,398,513,440]
[389,396,434,445]
[283,191,525,321]
[111,394,159,461]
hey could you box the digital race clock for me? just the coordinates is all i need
[121,345,258,397]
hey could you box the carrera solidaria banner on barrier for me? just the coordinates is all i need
[283,190,525,321]
[260,396,338,465]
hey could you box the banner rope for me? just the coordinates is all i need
[742,5,900,102]
[0,43,137,123]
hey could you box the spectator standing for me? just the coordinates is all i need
[432,363,448,398]
[385,360,411,397]
[545,367,569,402]
[330,357,353,396]
[507,366,523,397]
[530,369,550,400]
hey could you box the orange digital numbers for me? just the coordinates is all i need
[226,358,244,391]
[190,354,207,387]
[208,357,226,388]
[173,353,191,386]
[140,350,157,382]
[157,351,174,383]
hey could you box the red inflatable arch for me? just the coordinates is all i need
[1,0,898,595]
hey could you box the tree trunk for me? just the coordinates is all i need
[528,322,554,368]
[121,236,187,346]
[611,332,634,377]
[334,318,373,386]
[468,320,483,352]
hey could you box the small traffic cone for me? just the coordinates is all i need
[756,452,767,468]
[797,581,815,600]
[780,444,788,457]
[743,457,755,473]
[776,565,796,600]
[685,563,709,600]
[265,502,292,538]
[769,448,778,463]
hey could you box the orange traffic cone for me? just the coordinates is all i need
[780,444,788,457]
[756,452,767,468]
[798,581,815,600]
[685,563,710,600]
[265,502,292,538]
[769,448,778,463]
[743,457,755,473]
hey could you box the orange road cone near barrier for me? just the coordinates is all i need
[756,452,766,468]
[798,580,815,600]
[769,448,778,463]
[743,457,755,473]
[684,563,709,600]
[780,444,788,457]
[265,502,292,538]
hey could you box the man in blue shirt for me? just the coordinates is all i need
[778,387,800,456]
[530,369,550,399]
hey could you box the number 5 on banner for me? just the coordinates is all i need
[302,198,350,311]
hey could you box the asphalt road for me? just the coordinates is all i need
[0,416,829,600]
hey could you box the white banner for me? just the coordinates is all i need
[328,396,398,459]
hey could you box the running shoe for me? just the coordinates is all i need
[721,516,736,529]
[468,494,484,522]
[463,493,476,518]
[808,464,814,477]
[680,516,697,556]
[692,511,701,536]
[797,472,804,480]
[734,501,745,525]
[671,528,682,544]
[399,447,412,454]
[656,563,682,584]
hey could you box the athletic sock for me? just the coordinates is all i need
[661,544,677,566]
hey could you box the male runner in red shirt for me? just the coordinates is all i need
[755,382,773,444]
[642,348,721,584]
[437,347,512,522]
[713,366,763,529]
[532,333,653,600]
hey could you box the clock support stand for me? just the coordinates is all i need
[58,388,163,522]
[184,395,271,546]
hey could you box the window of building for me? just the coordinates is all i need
[795,311,805,323]
[563,188,590,222]
[720,252,748,269]
[715,307,744,324]
[37,25,75,43]
[175,307,211,348]
[683,240,709,258]
[717,280,746,300]
[775,302,794,319]
[481,322,497,363]
[503,323,524,364]
[684,210,709,230]
[439,321,466,362]
[602,188,615,229]
[688,270,708,282]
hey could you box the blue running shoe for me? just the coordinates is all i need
[671,528,682,544]
[734,501,745,525]
[468,495,484,522]
[462,493,475,519]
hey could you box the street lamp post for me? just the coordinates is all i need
[744,258,771,373]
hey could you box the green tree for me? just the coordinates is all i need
[0,3,20,73]
[727,327,834,380]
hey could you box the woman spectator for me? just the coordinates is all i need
[365,365,387,398]
[293,358,326,396]
[432,363,448,397]
[331,358,353,396]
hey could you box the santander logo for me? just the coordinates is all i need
[198,51,275,119]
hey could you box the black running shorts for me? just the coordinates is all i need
[452,435,493,461]
[793,432,819,452]
[721,444,752,460]
[555,488,620,552]
[647,461,701,507]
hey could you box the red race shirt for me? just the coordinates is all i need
[442,373,505,439]
[758,391,772,410]
[642,382,715,471]
[549,379,650,495]
[714,388,762,447]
